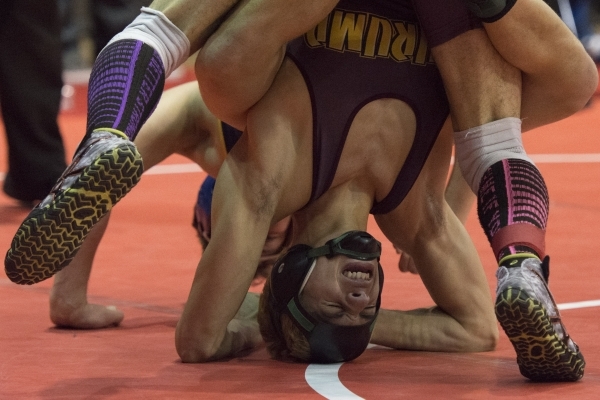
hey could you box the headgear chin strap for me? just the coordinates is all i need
[269,231,384,363]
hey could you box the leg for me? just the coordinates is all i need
[49,216,124,328]
[416,0,587,381]
[195,0,339,128]
[48,81,216,328]
[4,0,237,284]
[481,0,597,130]
[0,0,67,203]
[414,0,596,262]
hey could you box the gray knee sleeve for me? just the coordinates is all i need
[453,117,534,193]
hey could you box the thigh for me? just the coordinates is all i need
[149,0,239,51]
[195,0,338,128]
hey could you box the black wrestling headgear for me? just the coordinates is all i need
[269,230,384,363]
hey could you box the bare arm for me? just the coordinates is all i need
[375,204,497,352]
[174,60,312,361]
[175,152,274,361]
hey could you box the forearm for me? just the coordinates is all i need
[175,159,275,362]
[211,292,263,360]
[371,308,494,353]
[175,263,263,363]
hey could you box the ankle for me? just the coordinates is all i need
[49,284,87,318]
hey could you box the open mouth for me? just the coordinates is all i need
[342,262,374,281]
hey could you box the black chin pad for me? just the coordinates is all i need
[308,318,375,363]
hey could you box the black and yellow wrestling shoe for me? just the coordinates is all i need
[494,254,585,382]
[4,129,143,285]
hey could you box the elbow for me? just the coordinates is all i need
[476,327,499,352]
[464,322,499,353]
[175,324,220,363]
[176,337,215,363]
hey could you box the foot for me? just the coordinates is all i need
[495,255,585,381]
[50,293,124,329]
[4,130,143,285]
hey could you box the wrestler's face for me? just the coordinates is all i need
[300,256,380,326]
[260,216,292,262]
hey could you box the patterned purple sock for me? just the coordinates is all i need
[477,158,549,261]
[85,39,165,141]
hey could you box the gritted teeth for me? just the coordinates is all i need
[343,270,372,280]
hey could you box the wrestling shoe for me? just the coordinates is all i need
[494,254,585,382]
[4,130,143,285]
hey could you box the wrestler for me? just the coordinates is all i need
[46,0,498,365]
[409,0,595,381]
[5,0,594,383]
[49,82,293,329]
[191,0,592,382]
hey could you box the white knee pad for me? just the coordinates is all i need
[453,117,534,193]
[103,7,190,77]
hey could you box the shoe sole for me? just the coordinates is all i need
[495,287,585,382]
[4,143,143,285]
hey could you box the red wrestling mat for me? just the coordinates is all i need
[0,79,599,398]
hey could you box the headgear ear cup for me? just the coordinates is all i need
[270,244,314,308]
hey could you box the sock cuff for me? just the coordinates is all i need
[102,7,190,77]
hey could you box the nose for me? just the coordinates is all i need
[345,290,370,314]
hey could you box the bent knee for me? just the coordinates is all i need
[571,58,599,110]
[194,24,260,109]
[194,28,284,126]
[552,54,599,117]
[194,42,244,122]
